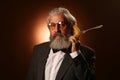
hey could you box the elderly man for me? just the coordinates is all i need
[27,7,96,80]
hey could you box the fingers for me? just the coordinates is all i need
[69,36,80,44]
[68,36,81,52]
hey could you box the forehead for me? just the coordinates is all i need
[49,14,66,23]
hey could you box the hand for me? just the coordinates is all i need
[69,36,81,53]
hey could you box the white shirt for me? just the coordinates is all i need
[45,48,80,80]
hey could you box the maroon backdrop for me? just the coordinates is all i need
[0,0,120,80]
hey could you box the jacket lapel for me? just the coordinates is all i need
[37,43,50,80]
[55,53,73,80]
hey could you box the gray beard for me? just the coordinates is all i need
[50,33,71,49]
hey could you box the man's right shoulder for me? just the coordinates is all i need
[34,41,50,49]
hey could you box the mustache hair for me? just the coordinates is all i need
[50,33,71,49]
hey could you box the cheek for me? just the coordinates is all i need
[50,29,55,36]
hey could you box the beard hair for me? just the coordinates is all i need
[50,33,71,50]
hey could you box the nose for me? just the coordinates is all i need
[54,25,61,33]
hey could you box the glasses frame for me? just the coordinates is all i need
[48,21,68,30]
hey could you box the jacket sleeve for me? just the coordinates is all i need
[73,46,96,80]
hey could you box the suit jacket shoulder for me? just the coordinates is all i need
[33,42,50,53]
[34,42,50,49]
[80,45,96,64]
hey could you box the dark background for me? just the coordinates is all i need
[0,0,120,80]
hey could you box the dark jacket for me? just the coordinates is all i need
[26,42,96,80]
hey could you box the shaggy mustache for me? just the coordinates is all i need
[50,33,65,40]
[50,33,71,49]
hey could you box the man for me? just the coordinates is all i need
[27,7,96,80]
